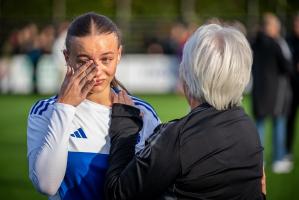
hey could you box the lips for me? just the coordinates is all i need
[94,79,105,86]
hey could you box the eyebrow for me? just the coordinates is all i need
[76,52,115,58]
[101,52,115,56]
[77,54,90,58]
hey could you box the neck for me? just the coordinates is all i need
[187,96,201,110]
[190,100,201,110]
[183,86,201,110]
[86,87,112,107]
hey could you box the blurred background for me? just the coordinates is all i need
[0,0,299,199]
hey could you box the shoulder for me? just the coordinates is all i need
[129,95,160,122]
[29,95,58,117]
[137,120,180,156]
[181,106,253,138]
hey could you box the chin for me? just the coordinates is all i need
[90,84,108,93]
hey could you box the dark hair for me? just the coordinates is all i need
[65,12,127,92]
[66,12,121,49]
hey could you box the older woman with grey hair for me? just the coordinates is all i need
[104,24,265,200]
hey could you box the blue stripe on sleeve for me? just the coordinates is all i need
[30,96,58,116]
[30,100,41,115]
[33,101,46,115]
[37,96,58,116]
[132,97,158,114]
[131,96,154,108]
[111,90,160,121]
[112,92,158,121]
[133,101,159,121]
[111,87,120,94]
[37,102,50,115]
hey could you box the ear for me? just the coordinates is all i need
[63,49,70,65]
[117,46,122,64]
[182,80,192,105]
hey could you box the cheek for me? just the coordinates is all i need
[106,62,117,77]
[96,60,118,79]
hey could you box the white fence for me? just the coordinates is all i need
[0,54,180,94]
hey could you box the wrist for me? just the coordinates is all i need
[57,97,78,107]
[55,102,77,114]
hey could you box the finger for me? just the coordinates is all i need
[66,65,72,77]
[80,62,97,78]
[62,66,72,84]
[84,64,98,80]
[111,92,118,104]
[81,80,95,97]
[118,90,126,104]
[61,65,72,87]
[123,91,134,105]
[262,167,266,194]
[70,67,75,79]
[79,66,98,86]
[76,62,96,86]
[73,60,93,78]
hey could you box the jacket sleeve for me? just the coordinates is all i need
[135,105,161,153]
[105,104,181,200]
[27,103,75,196]
[275,38,293,75]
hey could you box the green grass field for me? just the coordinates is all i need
[0,94,298,199]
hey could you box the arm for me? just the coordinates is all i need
[27,60,98,196]
[262,167,266,199]
[134,102,161,153]
[105,101,181,200]
[27,103,76,196]
[276,38,293,75]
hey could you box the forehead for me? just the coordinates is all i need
[70,33,119,55]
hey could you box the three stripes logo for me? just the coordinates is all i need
[30,96,57,116]
[71,128,87,139]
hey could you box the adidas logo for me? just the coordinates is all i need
[71,128,87,139]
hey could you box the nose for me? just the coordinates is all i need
[92,60,103,75]
[91,60,100,69]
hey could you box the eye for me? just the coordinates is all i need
[77,59,89,67]
[101,57,113,65]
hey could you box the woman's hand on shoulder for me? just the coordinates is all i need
[262,167,266,195]
[111,90,134,106]
[57,61,98,106]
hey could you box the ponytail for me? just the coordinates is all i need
[111,77,129,93]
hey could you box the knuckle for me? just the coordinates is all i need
[69,75,76,81]
[86,74,92,80]
[73,79,80,86]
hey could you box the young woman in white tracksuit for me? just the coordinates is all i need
[27,12,160,200]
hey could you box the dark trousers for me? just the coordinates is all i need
[286,79,299,154]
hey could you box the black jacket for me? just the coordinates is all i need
[252,32,292,118]
[105,103,264,200]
